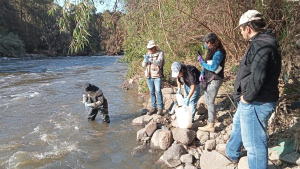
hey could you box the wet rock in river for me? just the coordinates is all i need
[137,128,146,141]
[158,130,173,150]
[145,120,157,137]
[150,129,162,148]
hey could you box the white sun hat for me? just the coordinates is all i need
[147,40,158,49]
[171,61,181,78]
[234,10,263,29]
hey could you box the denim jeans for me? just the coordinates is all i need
[184,84,200,119]
[204,80,223,123]
[146,77,163,109]
[225,101,277,169]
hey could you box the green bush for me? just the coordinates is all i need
[0,32,25,57]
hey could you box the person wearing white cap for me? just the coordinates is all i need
[225,10,282,169]
[142,40,164,115]
[171,61,201,122]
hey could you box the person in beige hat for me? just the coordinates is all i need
[225,10,281,169]
[142,40,164,115]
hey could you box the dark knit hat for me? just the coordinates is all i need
[83,83,98,94]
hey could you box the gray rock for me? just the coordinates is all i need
[194,152,200,160]
[216,137,225,144]
[162,88,174,94]
[151,114,161,121]
[197,130,209,144]
[296,39,300,47]
[238,156,278,169]
[176,165,184,169]
[216,144,227,153]
[161,125,170,130]
[210,132,219,140]
[184,163,197,169]
[172,128,196,145]
[200,151,235,169]
[159,130,173,150]
[223,134,230,141]
[180,154,193,163]
[165,99,174,111]
[205,140,216,151]
[150,129,162,148]
[160,143,188,167]
[144,120,157,136]
[137,128,146,141]
[280,151,300,165]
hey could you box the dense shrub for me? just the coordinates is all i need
[0,33,25,57]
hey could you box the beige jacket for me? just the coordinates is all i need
[142,50,164,78]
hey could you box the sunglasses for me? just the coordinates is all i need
[147,47,155,50]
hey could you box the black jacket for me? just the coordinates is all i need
[233,30,281,103]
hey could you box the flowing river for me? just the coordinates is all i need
[0,56,164,169]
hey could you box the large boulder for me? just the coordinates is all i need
[162,88,174,94]
[131,115,153,125]
[172,128,196,145]
[144,120,157,137]
[137,128,146,141]
[150,129,162,148]
[159,143,188,168]
[200,151,235,169]
[159,130,173,150]
[238,156,278,169]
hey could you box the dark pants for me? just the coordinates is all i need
[86,101,110,123]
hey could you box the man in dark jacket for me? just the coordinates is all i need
[83,83,110,123]
[225,10,281,169]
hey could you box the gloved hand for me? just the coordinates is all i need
[198,54,204,64]
[199,74,204,81]
[143,54,149,63]
[184,97,190,107]
[177,87,181,94]
[85,102,92,107]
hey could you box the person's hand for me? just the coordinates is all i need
[240,95,249,104]
[198,54,204,64]
[85,102,92,107]
[184,97,190,107]
[199,74,204,81]
[177,87,181,94]
[143,55,149,63]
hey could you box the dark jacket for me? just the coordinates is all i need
[233,30,281,103]
[204,49,226,80]
[178,65,201,87]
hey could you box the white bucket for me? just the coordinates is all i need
[176,94,184,107]
[175,106,192,129]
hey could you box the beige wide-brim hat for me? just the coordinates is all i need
[147,40,158,49]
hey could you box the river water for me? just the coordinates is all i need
[0,56,164,169]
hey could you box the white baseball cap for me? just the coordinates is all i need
[171,61,181,78]
[234,10,263,29]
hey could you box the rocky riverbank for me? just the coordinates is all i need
[131,87,300,169]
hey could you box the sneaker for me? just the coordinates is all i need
[157,109,164,115]
[147,108,157,115]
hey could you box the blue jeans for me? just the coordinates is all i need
[225,101,277,169]
[204,80,223,123]
[146,78,163,109]
[184,84,200,119]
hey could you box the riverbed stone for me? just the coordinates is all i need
[159,143,188,168]
[216,144,227,153]
[165,99,174,111]
[145,120,157,136]
[158,130,173,150]
[216,137,225,144]
[162,88,174,94]
[184,163,197,169]
[150,129,162,148]
[180,154,193,163]
[280,151,300,165]
[210,132,219,140]
[200,151,235,169]
[137,128,146,141]
[131,144,148,156]
[176,165,184,169]
[205,140,216,151]
[172,128,196,145]
[237,156,277,169]
[141,108,148,115]
[131,115,153,125]
[197,130,209,144]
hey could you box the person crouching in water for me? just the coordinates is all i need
[83,83,110,123]
[171,61,201,122]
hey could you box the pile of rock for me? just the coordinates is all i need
[131,87,297,169]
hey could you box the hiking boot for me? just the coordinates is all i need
[147,108,157,115]
[157,109,164,115]
[198,122,215,132]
